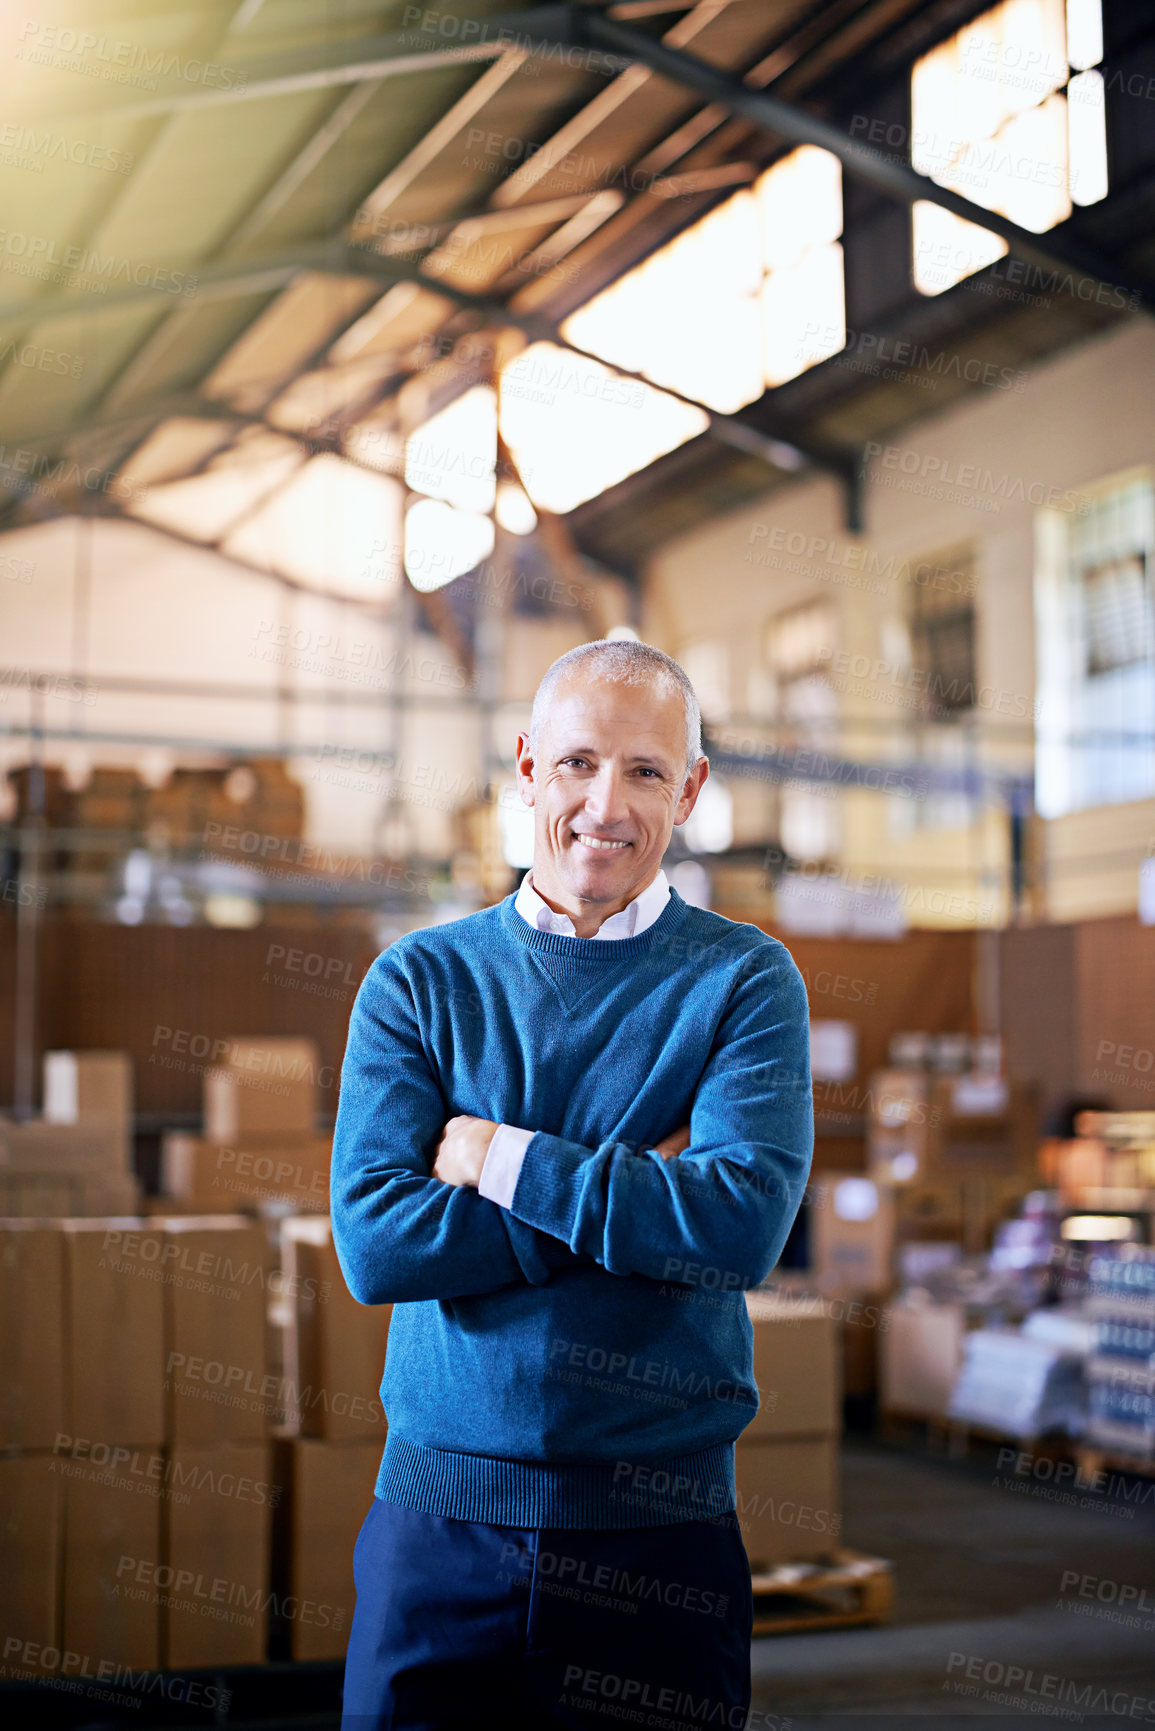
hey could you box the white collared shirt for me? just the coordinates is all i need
[513,866,670,940]
[480,866,672,1206]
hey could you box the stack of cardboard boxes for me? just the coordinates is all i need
[863,1063,1036,1423]
[160,1037,331,1215]
[867,1067,1037,1251]
[149,762,304,856]
[272,1217,391,1660]
[159,1215,275,1667]
[0,1051,139,1217]
[879,1297,968,1420]
[0,1214,276,1674]
[735,1296,842,1571]
[0,1222,68,1663]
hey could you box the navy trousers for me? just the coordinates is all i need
[340,1498,753,1730]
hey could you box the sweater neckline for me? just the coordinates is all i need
[499,882,690,959]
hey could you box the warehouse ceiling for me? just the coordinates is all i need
[1,0,1153,587]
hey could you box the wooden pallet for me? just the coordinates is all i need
[1076,1444,1155,1481]
[879,1407,1066,1465]
[749,1548,894,1635]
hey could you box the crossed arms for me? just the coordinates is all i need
[329,947,813,1308]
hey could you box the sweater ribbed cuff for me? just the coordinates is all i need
[508,1129,589,1245]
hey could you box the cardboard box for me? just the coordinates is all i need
[204,1038,319,1143]
[0,1222,65,1447]
[866,1071,933,1183]
[734,1436,841,1570]
[744,1293,840,1439]
[163,1441,274,1668]
[931,1077,1038,1179]
[0,1169,141,1219]
[161,1131,331,1213]
[64,1221,165,1446]
[0,1455,61,1652]
[282,1218,390,1440]
[159,1218,270,1444]
[0,1117,129,1173]
[44,1051,132,1128]
[809,1174,896,1296]
[880,1300,967,1418]
[63,1457,161,1670]
[275,1438,381,1661]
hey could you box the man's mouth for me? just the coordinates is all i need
[570,832,631,851]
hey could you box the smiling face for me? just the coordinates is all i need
[514,670,708,934]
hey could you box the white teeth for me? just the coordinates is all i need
[573,834,629,850]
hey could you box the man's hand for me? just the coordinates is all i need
[652,1122,692,1160]
[432,1115,499,1188]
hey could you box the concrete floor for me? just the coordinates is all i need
[752,1436,1155,1727]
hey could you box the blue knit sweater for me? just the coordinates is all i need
[330,885,813,1528]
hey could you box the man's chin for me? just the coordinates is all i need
[560,848,645,899]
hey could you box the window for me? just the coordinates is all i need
[764,600,841,862]
[911,0,1107,295]
[888,548,979,834]
[1035,472,1155,816]
[909,547,978,719]
[1084,556,1152,675]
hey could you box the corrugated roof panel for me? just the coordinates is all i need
[0,300,175,439]
[5,3,241,125]
[0,113,160,258]
[129,431,304,543]
[353,52,608,235]
[117,416,236,491]
[78,91,342,265]
[266,353,399,432]
[99,290,285,414]
[420,206,582,293]
[492,0,795,209]
[205,272,380,408]
[227,64,495,254]
[330,282,454,361]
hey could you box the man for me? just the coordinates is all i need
[332,639,813,1729]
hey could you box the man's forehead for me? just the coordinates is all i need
[544,676,683,747]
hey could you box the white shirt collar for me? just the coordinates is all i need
[514,867,670,940]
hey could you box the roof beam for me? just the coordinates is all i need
[571,7,1155,315]
[0,238,843,486]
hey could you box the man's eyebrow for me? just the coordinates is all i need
[553,746,673,769]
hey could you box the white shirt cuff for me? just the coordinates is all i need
[478,1123,534,1208]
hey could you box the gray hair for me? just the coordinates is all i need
[528,639,703,778]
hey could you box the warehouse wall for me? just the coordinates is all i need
[643,318,1155,924]
[0,514,483,860]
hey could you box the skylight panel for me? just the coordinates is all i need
[222,453,404,599]
[498,343,708,514]
[911,0,1105,295]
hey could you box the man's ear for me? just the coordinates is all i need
[514,731,536,808]
[673,756,709,826]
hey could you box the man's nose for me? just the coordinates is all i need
[583,769,630,827]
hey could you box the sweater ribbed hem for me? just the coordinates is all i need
[374,1434,736,1529]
